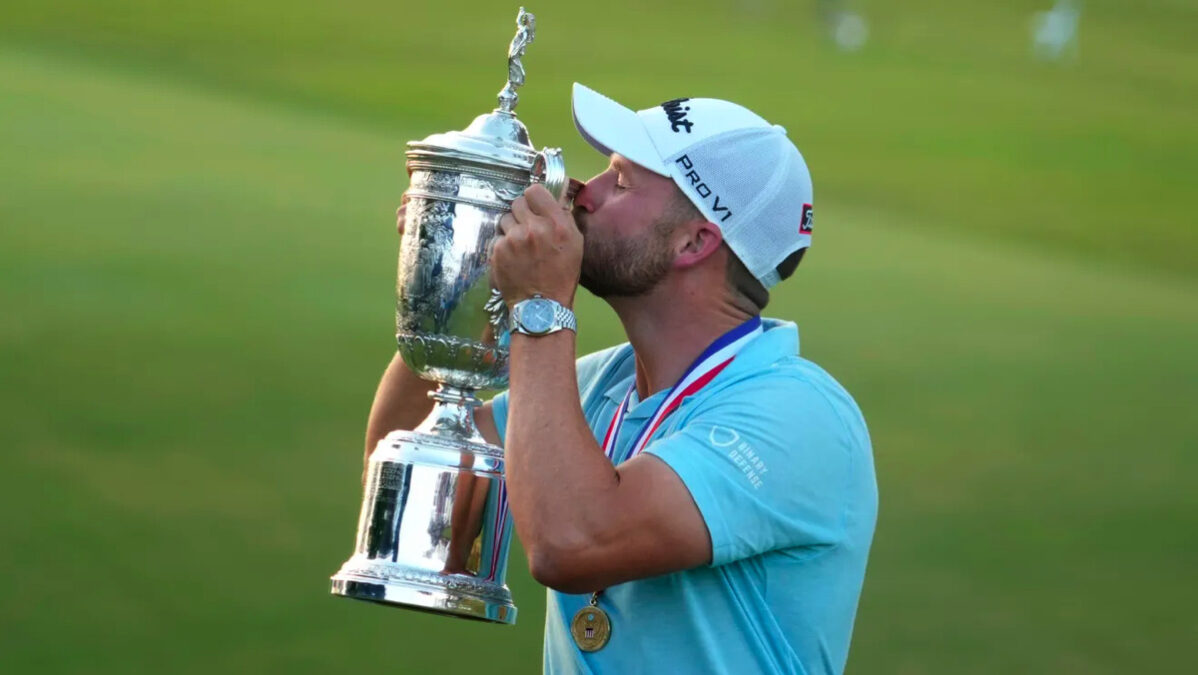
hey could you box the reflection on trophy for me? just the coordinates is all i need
[330,7,567,624]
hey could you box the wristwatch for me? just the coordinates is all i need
[510,294,577,336]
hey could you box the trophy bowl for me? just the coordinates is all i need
[330,7,565,625]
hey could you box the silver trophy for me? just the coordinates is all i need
[330,7,567,624]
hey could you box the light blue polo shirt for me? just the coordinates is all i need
[490,319,877,674]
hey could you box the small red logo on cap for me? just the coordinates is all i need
[799,204,814,234]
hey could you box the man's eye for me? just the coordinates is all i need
[615,181,629,190]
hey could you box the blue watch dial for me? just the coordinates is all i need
[520,298,556,334]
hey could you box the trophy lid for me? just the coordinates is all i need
[406,8,541,172]
[406,111,537,171]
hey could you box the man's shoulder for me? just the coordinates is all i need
[778,355,864,418]
[732,319,857,401]
[694,347,869,450]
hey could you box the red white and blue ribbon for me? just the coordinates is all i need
[601,316,762,464]
[485,481,508,582]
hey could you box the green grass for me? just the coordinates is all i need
[1,1,1196,672]
[2,0,1196,278]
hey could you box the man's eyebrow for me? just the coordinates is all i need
[610,156,632,174]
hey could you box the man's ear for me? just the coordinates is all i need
[674,221,724,269]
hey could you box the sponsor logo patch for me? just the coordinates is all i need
[799,203,814,234]
[709,426,768,489]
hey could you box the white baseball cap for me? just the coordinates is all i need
[571,82,814,288]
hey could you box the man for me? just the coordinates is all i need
[366,83,877,674]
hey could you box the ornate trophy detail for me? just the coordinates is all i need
[329,7,567,624]
[497,7,535,114]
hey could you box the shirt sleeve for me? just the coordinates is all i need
[644,374,859,566]
[487,389,510,446]
[486,343,628,446]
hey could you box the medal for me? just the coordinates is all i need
[570,593,612,652]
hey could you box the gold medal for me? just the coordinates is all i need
[570,595,611,652]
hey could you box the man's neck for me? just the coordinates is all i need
[609,289,755,400]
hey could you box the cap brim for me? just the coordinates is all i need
[572,83,669,176]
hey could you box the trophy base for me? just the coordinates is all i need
[331,562,517,624]
[330,405,517,625]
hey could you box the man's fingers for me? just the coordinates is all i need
[498,211,530,241]
[511,195,533,225]
[497,212,514,236]
[503,186,581,252]
[524,184,582,244]
[396,190,413,235]
[523,183,560,215]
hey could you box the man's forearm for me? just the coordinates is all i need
[504,331,620,580]
[364,352,435,466]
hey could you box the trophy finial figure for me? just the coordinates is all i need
[497,7,536,114]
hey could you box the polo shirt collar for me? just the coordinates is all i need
[600,319,799,409]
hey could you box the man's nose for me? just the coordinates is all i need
[573,179,598,213]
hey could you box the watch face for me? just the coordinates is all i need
[521,299,556,334]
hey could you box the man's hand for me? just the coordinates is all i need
[492,183,582,308]
[395,192,409,237]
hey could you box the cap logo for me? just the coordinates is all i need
[799,203,814,234]
[661,98,694,133]
[676,155,732,222]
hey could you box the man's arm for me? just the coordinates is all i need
[504,330,711,594]
[491,185,711,593]
[363,352,434,463]
[364,353,503,469]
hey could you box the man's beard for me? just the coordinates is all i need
[576,209,676,298]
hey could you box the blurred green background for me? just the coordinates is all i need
[1,0,1194,672]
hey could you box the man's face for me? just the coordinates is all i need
[572,154,689,298]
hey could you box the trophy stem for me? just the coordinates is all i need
[416,384,487,445]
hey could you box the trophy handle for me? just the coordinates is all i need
[531,148,567,202]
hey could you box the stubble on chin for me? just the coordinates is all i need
[578,220,675,298]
